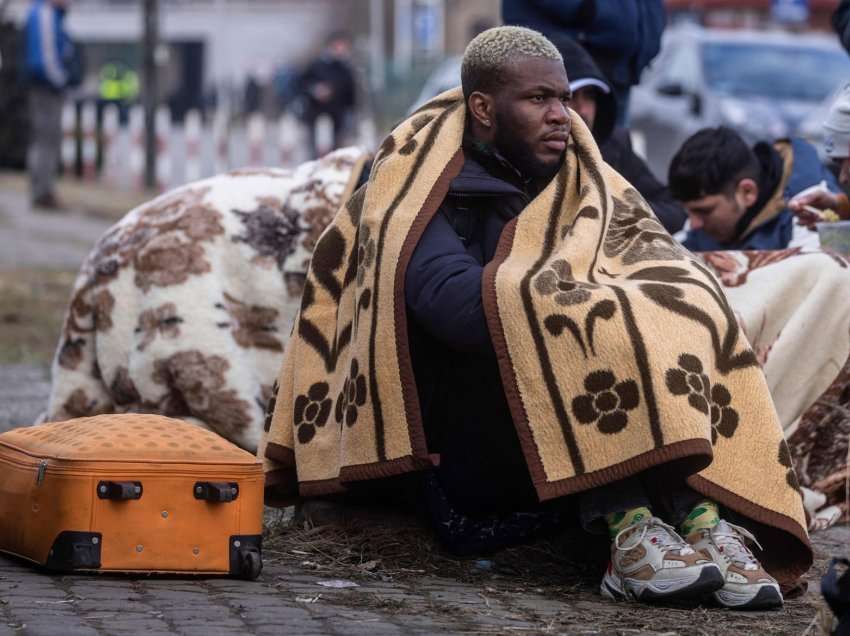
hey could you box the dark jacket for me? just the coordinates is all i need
[554,34,686,233]
[298,54,356,119]
[683,138,840,251]
[404,147,537,515]
[502,0,665,91]
[24,0,79,90]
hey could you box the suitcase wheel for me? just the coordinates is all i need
[229,535,263,580]
[240,549,262,580]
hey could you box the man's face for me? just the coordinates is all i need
[683,190,746,243]
[572,86,598,131]
[490,56,571,180]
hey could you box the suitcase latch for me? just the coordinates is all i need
[194,482,239,503]
[97,481,143,500]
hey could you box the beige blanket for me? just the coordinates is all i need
[262,90,811,584]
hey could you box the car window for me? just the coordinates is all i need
[702,42,850,102]
[656,42,700,93]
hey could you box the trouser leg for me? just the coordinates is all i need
[28,87,63,202]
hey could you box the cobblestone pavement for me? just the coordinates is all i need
[1,177,847,635]
[0,525,846,636]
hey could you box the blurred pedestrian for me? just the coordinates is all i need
[296,31,357,159]
[23,0,80,209]
[668,127,840,251]
[553,35,686,233]
[789,84,850,226]
[502,0,665,125]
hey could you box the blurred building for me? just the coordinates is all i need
[4,0,499,121]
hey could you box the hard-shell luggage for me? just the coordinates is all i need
[0,414,264,579]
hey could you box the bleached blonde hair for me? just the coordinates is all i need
[461,26,562,98]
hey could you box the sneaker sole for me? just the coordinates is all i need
[715,584,783,610]
[603,565,724,603]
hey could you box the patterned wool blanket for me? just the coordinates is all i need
[44,148,368,451]
[261,90,811,584]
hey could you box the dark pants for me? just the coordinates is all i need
[27,86,64,201]
[435,409,702,531]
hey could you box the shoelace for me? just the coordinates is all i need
[614,516,694,556]
[711,522,763,571]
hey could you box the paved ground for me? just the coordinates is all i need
[0,172,847,635]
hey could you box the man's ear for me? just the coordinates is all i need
[468,91,495,129]
[736,178,759,208]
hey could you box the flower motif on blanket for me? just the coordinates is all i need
[665,353,739,444]
[571,370,640,434]
[294,382,333,444]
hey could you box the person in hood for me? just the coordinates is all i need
[551,35,686,234]
[502,0,665,125]
[668,127,841,251]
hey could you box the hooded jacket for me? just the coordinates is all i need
[502,0,665,92]
[553,35,687,233]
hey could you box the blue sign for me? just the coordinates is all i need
[772,0,809,23]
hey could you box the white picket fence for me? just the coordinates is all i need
[61,103,378,191]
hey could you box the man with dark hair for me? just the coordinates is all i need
[668,127,839,251]
[551,35,686,233]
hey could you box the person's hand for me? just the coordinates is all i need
[310,82,333,102]
[788,191,844,228]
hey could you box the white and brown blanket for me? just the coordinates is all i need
[44,148,368,451]
[261,90,811,584]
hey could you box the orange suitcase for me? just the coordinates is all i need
[0,414,264,579]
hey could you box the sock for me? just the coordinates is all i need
[605,506,652,539]
[680,500,720,537]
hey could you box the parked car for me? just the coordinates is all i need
[630,25,850,180]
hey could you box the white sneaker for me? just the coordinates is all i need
[601,517,723,603]
[687,520,783,610]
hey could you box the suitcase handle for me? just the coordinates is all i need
[194,482,239,503]
[97,481,143,501]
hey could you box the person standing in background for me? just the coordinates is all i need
[501,0,665,125]
[23,0,79,210]
[296,31,357,159]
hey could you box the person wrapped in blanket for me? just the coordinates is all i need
[407,27,787,610]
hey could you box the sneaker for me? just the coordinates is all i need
[687,520,783,610]
[601,517,724,603]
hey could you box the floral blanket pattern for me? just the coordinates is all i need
[261,90,810,585]
[45,148,368,451]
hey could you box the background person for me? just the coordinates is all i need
[789,84,850,226]
[552,34,686,234]
[501,0,665,125]
[23,0,79,210]
[668,127,840,251]
[296,31,357,159]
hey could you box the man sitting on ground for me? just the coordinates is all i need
[261,27,809,611]
[551,35,686,234]
[668,126,840,251]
